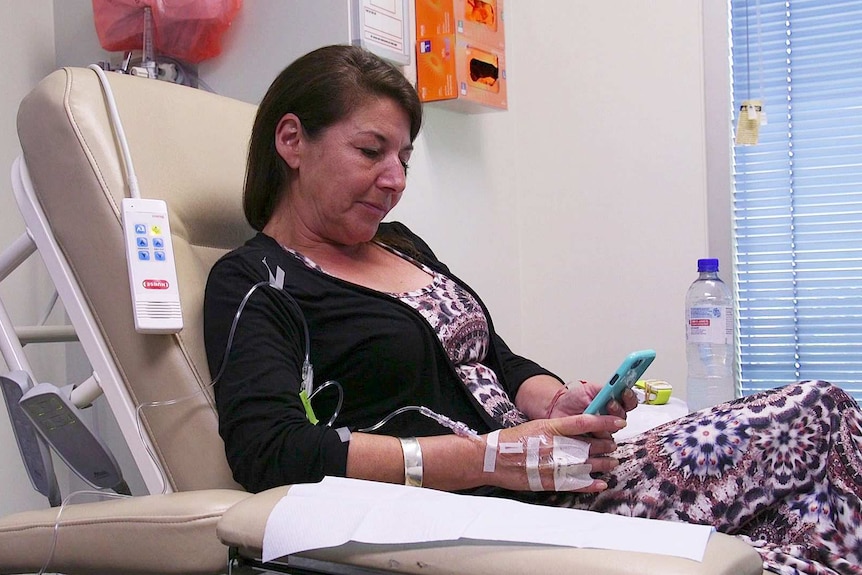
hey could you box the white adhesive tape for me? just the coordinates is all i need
[499,442,524,454]
[553,436,589,460]
[484,429,500,472]
[526,437,543,491]
[554,463,594,490]
[552,436,593,491]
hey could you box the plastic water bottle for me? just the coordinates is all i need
[685,258,734,412]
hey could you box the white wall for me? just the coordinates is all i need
[703,0,734,302]
[47,0,730,389]
[0,0,731,514]
[408,1,730,392]
[509,1,722,387]
[0,0,59,516]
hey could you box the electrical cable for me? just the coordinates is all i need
[87,55,481,452]
[87,64,141,199]
[56,70,483,575]
[28,66,146,572]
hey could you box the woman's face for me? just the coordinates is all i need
[275,96,414,247]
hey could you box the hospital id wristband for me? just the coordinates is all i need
[399,437,423,487]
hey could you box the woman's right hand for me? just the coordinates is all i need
[482,414,625,493]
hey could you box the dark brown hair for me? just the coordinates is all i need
[243,44,423,231]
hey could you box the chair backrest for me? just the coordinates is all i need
[15,68,257,493]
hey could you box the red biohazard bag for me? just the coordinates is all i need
[92,0,242,63]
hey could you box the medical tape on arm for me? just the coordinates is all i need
[552,436,593,491]
[526,437,543,491]
[483,431,593,492]
[484,429,500,472]
[483,430,526,472]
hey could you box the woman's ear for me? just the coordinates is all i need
[274,113,303,169]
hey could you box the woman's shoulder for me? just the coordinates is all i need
[211,233,268,267]
[209,233,302,283]
[218,232,279,259]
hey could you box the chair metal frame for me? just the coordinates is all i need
[1,156,166,497]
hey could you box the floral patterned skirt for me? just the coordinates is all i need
[564,381,862,575]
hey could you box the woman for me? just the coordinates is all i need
[204,45,862,574]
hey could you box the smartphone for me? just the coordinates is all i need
[583,349,657,415]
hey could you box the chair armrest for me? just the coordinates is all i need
[219,486,764,575]
[0,489,251,575]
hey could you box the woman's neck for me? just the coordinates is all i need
[263,221,371,265]
[265,224,430,294]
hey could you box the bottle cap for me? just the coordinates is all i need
[697,258,719,273]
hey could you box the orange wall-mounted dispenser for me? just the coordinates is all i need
[415,0,507,112]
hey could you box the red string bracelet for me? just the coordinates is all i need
[545,386,568,419]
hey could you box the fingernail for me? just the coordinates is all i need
[614,419,627,428]
[593,480,608,490]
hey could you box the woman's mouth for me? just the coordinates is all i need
[358,201,387,217]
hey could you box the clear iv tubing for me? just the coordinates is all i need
[216,283,480,440]
[134,279,312,494]
[38,489,129,575]
[308,379,343,428]
[86,65,479,479]
[358,405,481,440]
[134,277,482,494]
[207,279,478,441]
[40,280,314,573]
[41,281,477,572]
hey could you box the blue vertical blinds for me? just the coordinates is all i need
[731,0,862,402]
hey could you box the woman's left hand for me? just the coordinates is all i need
[550,380,638,420]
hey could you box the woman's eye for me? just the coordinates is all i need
[360,148,380,158]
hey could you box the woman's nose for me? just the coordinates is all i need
[379,155,406,191]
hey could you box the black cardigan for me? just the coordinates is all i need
[203,222,562,493]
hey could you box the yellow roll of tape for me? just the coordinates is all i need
[635,379,673,405]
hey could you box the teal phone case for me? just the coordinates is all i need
[583,349,657,415]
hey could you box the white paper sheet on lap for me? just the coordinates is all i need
[262,476,713,563]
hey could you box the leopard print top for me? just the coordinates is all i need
[283,244,527,427]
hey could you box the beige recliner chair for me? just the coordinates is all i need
[0,67,763,575]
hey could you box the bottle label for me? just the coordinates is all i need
[687,305,733,344]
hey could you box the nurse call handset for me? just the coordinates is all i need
[122,198,183,333]
[88,64,182,334]
[584,349,657,415]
